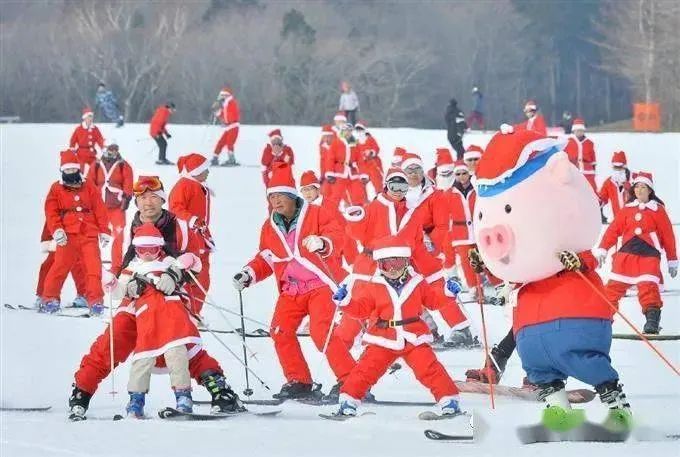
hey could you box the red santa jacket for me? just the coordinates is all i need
[511,252,613,334]
[448,184,476,246]
[515,114,547,136]
[356,134,383,173]
[405,183,450,260]
[319,142,332,182]
[168,177,214,254]
[149,106,172,137]
[216,95,240,128]
[244,202,346,293]
[44,181,110,237]
[565,135,596,176]
[598,177,631,218]
[88,159,134,209]
[340,271,449,350]
[261,144,295,184]
[324,137,352,180]
[70,123,104,167]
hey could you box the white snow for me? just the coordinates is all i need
[1,123,678,456]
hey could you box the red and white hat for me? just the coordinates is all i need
[299,170,320,189]
[385,166,407,183]
[132,223,165,247]
[435,148,455,169]
[631,171,653,189]
[464,144,484,161]
[372,235,412,260]
[391,147,407,166]
[269,129,283,142]
[321,124,334,136]
[333,112,347,122]
[81,107,94,119]
[401,152,424,170]
[572,118,586,131]
[354,120,367,130]
[524,100,538,112]
[60,149,80,171]
[177,153,209,177]
[267,163,297,196]
[219,87,232,96]
[611,150,627,167]
[475,129,566,197]
[453,160,469,174]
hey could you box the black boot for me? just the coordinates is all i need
[643,307,661,334]
[68,385,92,421]
[272,381,318,400]
[200,371,246,414]
[596,380,633,432]
[444,326,481,349]
[464,344,510,383]
[323,382,342,403]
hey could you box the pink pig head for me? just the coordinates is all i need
[473,129,600,283]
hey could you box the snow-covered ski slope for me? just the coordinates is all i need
[1,123,678,456]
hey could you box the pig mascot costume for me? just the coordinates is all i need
[473,126,632,433]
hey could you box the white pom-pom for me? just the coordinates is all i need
[500,123,514,134]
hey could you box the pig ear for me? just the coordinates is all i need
[546,152,574,185]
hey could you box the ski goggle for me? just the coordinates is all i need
[135,245,162,258]
[133,176,163,196]
[386,180,409,193]
[404,165,423,174]
[378,257,409,273]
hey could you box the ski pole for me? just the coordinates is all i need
[190,294,270,327]
[476,273,495,409]
[574,270,680,377]
[106,287,117,399]
[238,290,253,397]
[315,253,341,356]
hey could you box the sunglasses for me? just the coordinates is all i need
[378,257,409,272]
[135,245,162,258]
[133,176,163,196]
[386,180,409,193]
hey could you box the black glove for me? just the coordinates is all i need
[558,251,582,272]
[121,194,132,210]
[165,132,172,139]
[326,176,337,184]
[468,247,485,274]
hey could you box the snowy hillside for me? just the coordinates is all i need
[1,123,679,456]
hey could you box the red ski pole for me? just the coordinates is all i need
[476,274,496,409]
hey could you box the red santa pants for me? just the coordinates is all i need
[74,311,222,394]
[364,162,384,196]
[347,178,368,206]
[342,234,358,266]
[335,314,364,349]
[214,126,239,155]
[184,253,211,314]
[606,280,662,311]
[43,235,104,305]
[270,287,356,384]
[36,252,87,297]
[341,342,458,401]
[325,178,349,208]
[106,207,126,273]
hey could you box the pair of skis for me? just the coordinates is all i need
[4,303,91,318]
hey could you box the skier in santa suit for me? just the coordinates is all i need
[328,235,462,418]
[564,118,597,193]
[232,163,357,400]
[463,144,484,176]
[353,120,383,197]
[594,172,677,334]
[346,135,369,206]
[68,175,244,421]
[87,142,134,273]
[69,107,105,176]
[598,151,631,221]
[211,87,241,167]
[261,129,295,186]
[318,124,335,198]
[41,150,111,316]
[331,111,348,135]
[169,153,215,314]
[323,122,355,208]
[514,100,547,136]
[149,102,176,165]
[107,223,202,418]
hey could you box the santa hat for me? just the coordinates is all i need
[177,153,209,177]
[267,163,297,196]
[475,129,566,197]
[269,129,283,142]
[60,150,80,171]
[333,112,347,122]
[372,235,412,261]
[134,175,167,201]
[572,118,586,131]
[611,150,627,167]
[435,148,455,171]
[354,120,367,130]
[464,144,484,161]
[391,147,407,166]
[453,160,469,174]
[321,124,334,136]
[400,152,424,170]
[385,167,407,183]
[132,223,165,247]
[219,87,231,96]
[81,107,94,119]
[524,100,538,112]
[631,171,653,189]
[299,170,320,189]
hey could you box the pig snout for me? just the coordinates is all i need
[478,225,514,263]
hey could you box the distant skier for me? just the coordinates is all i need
[261,129,295,186]
[149,102,176,165]
[338,81,360,126]
[69,107,104,176]
[514,100,547,136]
[466,86,484,130]
[94,82,124,127]
[444,98,467,160]
[211,87,241,167]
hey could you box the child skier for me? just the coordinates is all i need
[108,223,203,418]
[328,235,463,418]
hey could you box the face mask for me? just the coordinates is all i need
[612,169,626,184]
[62,171,82,185]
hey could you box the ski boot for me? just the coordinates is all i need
[68,385,92,421]
[465,344,510,384]
[323,382,374,404]
[522,376,537,389]
[333,393,358,417]
[199,370,246,414]
[444,326,481,349]
[210,156,220,167]
[438,396,462,416]
[33,296,44,309]
[174,387,193,413]
[273,381,320,400]
[538,382,585,432]
[126,392,146,418]
[221,154,239,167]
[89,303,105,317]
[71,296,88,308]
[596,380,633,433]
[643,307,661,334]
[155,158,174,166]
[39,299,61,314]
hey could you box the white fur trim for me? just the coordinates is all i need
[60,163,81,171]
[373,246,411,260]
[343,205,365,222]
[607,272,660,285]
[592,247,608,258]
[668,260,678,268]
[266,185,298,196]
[334,113,347,122]
[132,235,165,247]
[401,157,424,170]
[385,169,407,182]
[425,270,444,283]
[318,236,334,258]
[571,123,586,131]
[463,150,482,160]
[453,163,469,173]
[131,336,203,362]
[632,176,653,189]
[188,159,210,177]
